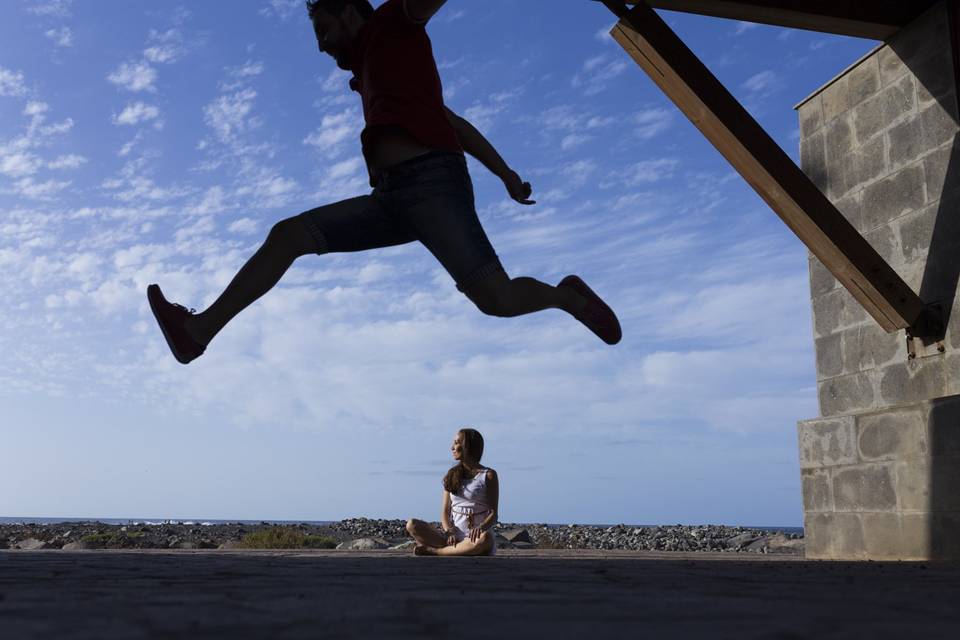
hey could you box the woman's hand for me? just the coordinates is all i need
[445,530,458,547]
[469,527,484,543]
[502,169,536,205]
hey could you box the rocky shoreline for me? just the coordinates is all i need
[0,519,804,554]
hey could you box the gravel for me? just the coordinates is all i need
[1,518,803,554]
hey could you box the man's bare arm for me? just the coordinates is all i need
[404,0,447,24]
[445,107,535,205]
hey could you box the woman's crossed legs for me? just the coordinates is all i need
[405,518,493,556]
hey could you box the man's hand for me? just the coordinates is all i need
[503,169,536,205]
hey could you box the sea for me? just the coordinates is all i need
[0,517,804,535]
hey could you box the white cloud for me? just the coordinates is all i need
[27,0,72,17]
[44,27,74,48]
[624,158,679,185]
[48,154,87,170]
[113,102,160,126]
[0,152,43,178]
[572,55,628,95]
[742,70,780,95]
[143,29,187,64]
[107,61,157,93]
[204,88,258,143]
[0,67,26,97]
[595,21,617,43]
[633,108,673,140]
[734,21,759,36]
[228,218,259,235]
[303,108,360,156]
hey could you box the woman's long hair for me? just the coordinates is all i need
[443,428,484,494]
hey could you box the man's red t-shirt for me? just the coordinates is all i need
[348,0,463,158]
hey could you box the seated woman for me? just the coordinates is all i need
[406,428,499,556]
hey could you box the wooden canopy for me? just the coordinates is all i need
[599,0,945,334]
[625,0,942,40]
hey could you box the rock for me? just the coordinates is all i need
[512,541,536,550]
[336,537,390,551]
[389,541,416,550]
[501,528,532,544]
[217,540,243,550]
[726,533,760,550]
[177,541,196,550]
[61,541,90,551]
[16,538,48,550]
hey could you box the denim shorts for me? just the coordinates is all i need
[296,151,503,292]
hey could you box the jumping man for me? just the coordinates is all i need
[147,0,621,364]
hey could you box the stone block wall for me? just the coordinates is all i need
[796,2,960,559]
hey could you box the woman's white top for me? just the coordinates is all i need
[449,468,496,553]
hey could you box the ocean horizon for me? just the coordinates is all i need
[0,516,804,535]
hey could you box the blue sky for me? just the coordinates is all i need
[0,0,879,526]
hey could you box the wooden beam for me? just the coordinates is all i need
[610,1,925,332]
[619,0,939,40]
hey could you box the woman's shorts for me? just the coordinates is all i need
[296,151,504,292]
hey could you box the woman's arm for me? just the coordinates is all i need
[476,469,499,533]
[440,490,456,545]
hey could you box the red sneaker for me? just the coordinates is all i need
[558,275,622,345]
[147,284,205,364]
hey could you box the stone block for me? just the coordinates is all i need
[799,93,823,137]
[819,371,877,416]
[919,102,958,150]
[801,468,833,512]
[832,191,863,231]
[857,407,928,461]
[914,49,956,109]
[886,113,924,171]
[879,359,947,407]
[799,129,828,194]
[928,396,960,456]
[888,3,950,70]
[931,511,960,559]
[844,135,887,190]
[814,333,843,379]
[858,322,906,371]
[878,46,908,88]
[812,288,843,337]
[860,163,925,230]
[833,463,897,511]
[895,202,937,263]
[895,459,932,511]
[797,416,857,468]
[808,255,837,297]
[921,139,958,204]
[852,75,915,146]
[862,512,932,560]
[930,456,960,511]
[821,75,849,123]
[803,512,866,560]
[848,57,880,107]
[863,224,897,266]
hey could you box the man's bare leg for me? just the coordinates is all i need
[182,217,316,347]
[464,271,621,344]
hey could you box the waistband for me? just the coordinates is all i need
[372,150,466,185]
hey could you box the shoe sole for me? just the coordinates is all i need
[147,284,200,365]
[560,275,622,345]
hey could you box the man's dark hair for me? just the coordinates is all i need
[306,0,374,20]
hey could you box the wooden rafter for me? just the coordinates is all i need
[613,0,941,40]
[607,1,926,332]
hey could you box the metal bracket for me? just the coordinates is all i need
[906,302,946,360]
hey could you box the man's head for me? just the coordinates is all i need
[306,0,374,70]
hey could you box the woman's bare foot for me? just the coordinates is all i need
[414,544,437,556]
